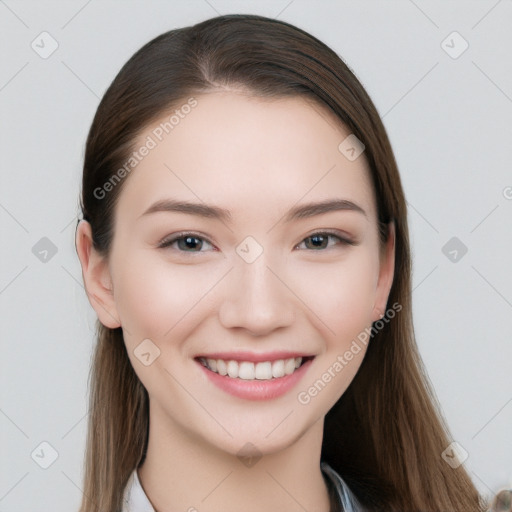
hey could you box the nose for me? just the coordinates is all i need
[218,254,295,336]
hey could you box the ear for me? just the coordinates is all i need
[372,221,396,322]
[75,220,121,329]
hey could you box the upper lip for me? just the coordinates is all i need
[195,351,315,363]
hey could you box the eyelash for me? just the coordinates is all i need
[157,230,356,254]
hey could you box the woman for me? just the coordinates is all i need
[75,13,488,512]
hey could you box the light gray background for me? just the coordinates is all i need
[1,1,511,510]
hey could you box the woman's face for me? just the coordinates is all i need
[82,91,394,455]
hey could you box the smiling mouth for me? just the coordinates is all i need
[196,356,314,381]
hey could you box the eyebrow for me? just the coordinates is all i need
[140,198,367,223]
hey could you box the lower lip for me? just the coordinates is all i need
[196,358,314,401]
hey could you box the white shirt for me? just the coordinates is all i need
[121,461,364,511]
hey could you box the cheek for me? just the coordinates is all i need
[292,255,378,407]
[294,251,378,332]
[112,252,217,340]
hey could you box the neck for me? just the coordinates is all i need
[137,401,332,512]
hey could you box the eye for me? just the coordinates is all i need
[158,232,215,253]
[157,230,356,254]
[295,231,356,251]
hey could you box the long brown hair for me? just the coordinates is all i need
[77,14,487,511]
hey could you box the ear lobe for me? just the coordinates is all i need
[372,221,396,322]
[75,220,121,329]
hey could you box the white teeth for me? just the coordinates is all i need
[200,356,305,380]
[255,361,272,380]
[216,359,227,376]
[284,358,296,375]
[227,360,239,378]
[272,359,284,378]
[238,362,254,380]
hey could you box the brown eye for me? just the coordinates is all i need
[158,233,214,253]
[296,232,355,251]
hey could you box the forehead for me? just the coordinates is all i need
[117,91,376,223]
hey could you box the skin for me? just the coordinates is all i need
[76,90,395,512]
